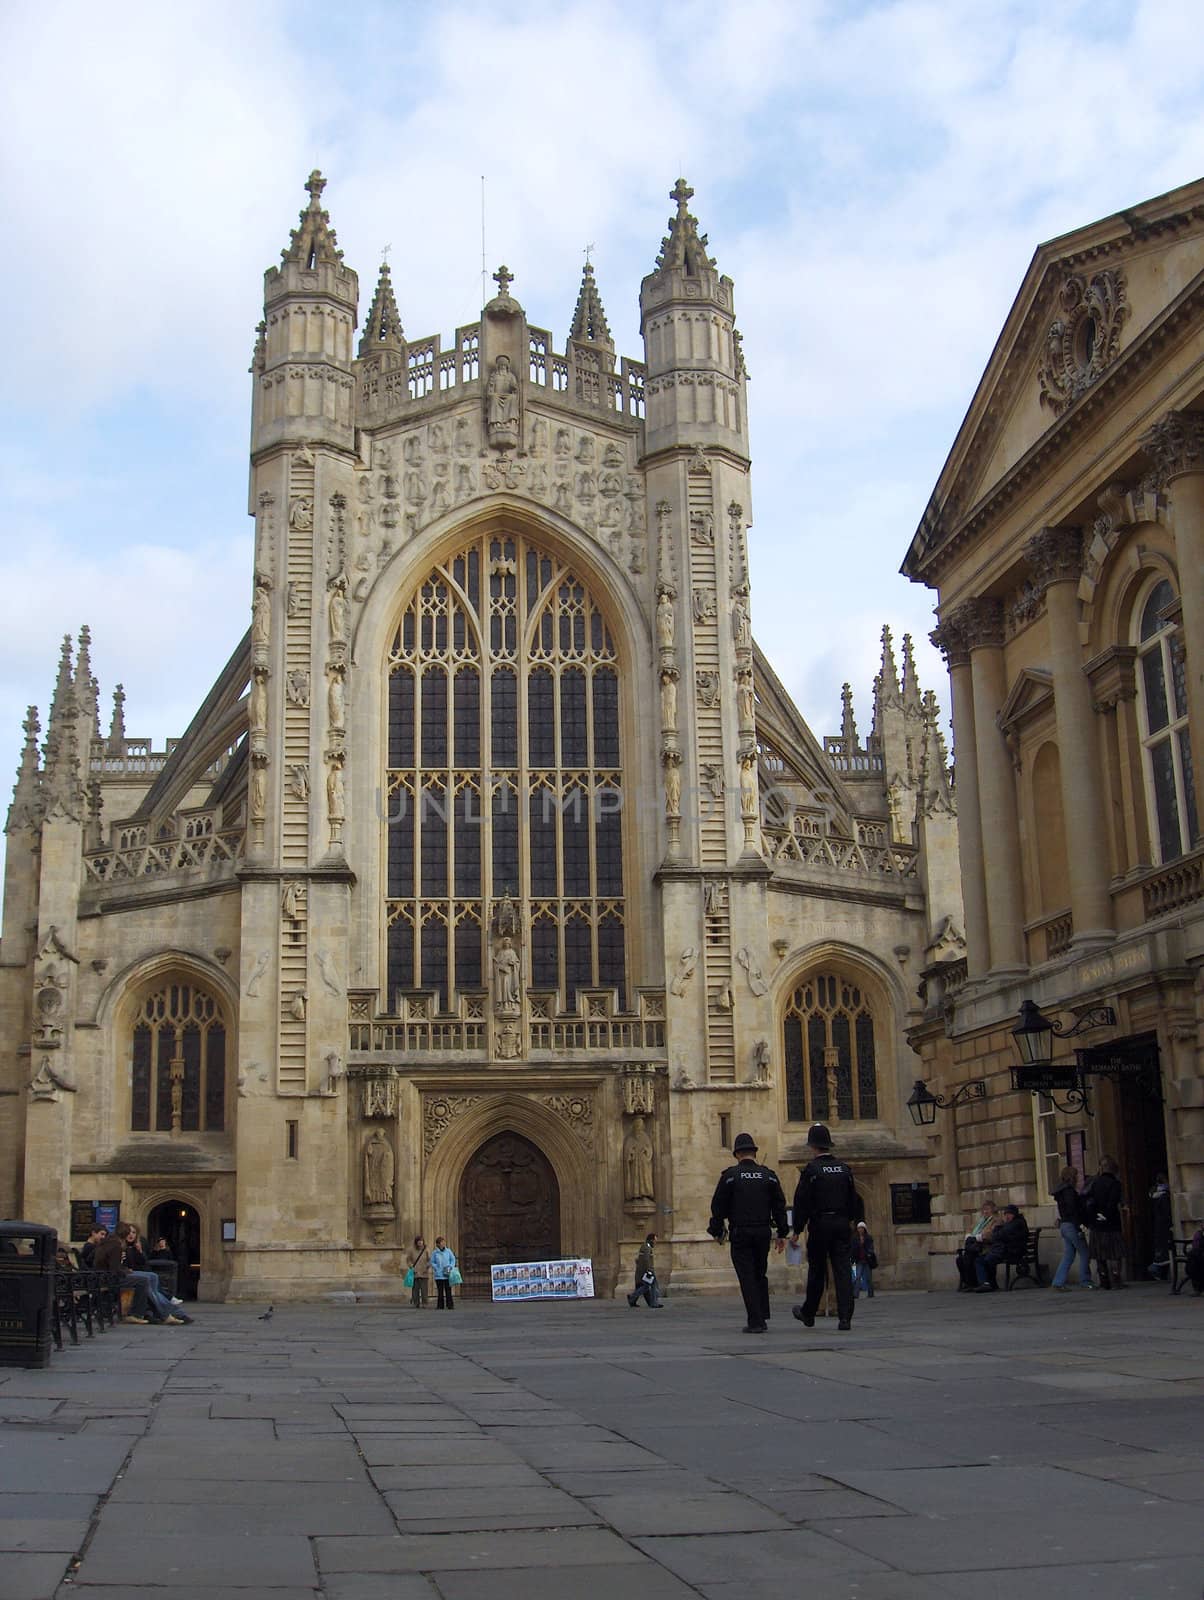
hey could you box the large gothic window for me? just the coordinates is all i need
[130,982,226,1132]
[1135,577,1198,863]
[385,533,626,1012]
[782,972,879,1123]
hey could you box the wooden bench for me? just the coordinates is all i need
[1003,1228,1045,1289]
[1169,1236,1202,1296]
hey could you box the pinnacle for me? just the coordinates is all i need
[901,632,923,709]
[358,260,404,355]
[840,683,859,751]
[281,169,345,268]
[6,706,42,835]
[569,259,613,348]
[654,176,718,275]
[47,634,74,737]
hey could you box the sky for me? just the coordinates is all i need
[3,0,1204,873]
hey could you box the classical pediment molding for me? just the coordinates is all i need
[997,667,1054,736]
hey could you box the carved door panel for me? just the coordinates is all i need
[458,1132,560,1298]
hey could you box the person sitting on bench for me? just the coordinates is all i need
[1186,1229,1204,1296]
[956,1200,999,1290]
[975,1204,1028,1292]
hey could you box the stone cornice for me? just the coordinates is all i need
[1023,526,1084,593]
[929,616,971,671]
[952,596,1006,651]
[904,266,1204,586]
[1086,644,1138,711]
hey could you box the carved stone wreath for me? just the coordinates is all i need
[541,1092,594,1148]
[422,1093,481,1155]
[1038,270,1128,415]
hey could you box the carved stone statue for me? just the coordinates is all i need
[328,669,346,730]
[486,355,520,450]
[328,573,349,643]
[326,758,345,823]
[492,935,521,1015]
[289,495,314,531]
[289,991,306,1021]
[663,751,682,817]
[732,586,752,651]
[752,1038,772,1085]
[659,669,678,732]
[251,573,272,653]
[286,670,309,707]
[249,758,268,821]
[655,587,675,652]
[623,1114,655,1203]
[281,881,301,922]
[737,668,755,729]
[363,1129,395,1208]
[669,947,697,997]
[738,751,759,820]
[249,670,269,737]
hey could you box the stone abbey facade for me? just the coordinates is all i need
[1,176,962,1300]
[905,175,1204,1269]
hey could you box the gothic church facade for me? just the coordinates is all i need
[1,176,960,1299]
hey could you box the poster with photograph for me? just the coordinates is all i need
[490,1258,594,1301]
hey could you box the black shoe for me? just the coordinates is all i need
[838,1320,852,1331]
[742,1323,767,1334]
[975,1284,996,1294]
[627,1295,637,1307]
[792,1306,814,1327]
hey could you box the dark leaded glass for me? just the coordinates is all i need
[387,919,414,1004]
[1150,738,1182,861]
[832,1012,854,1119]
[388,670,414,767]
[454,921,482,993]
[531,917,558,990]
[855,1011,877,1118]
[593,669,619,766]
[784,1016,805,1122]
[528,670,555,765]
[420,785,449,896]
[421,919,448,1011]
[597,914,626,1010]
[529,791,557,896]
[491,785,518,895]
[808,1014,828,1119]
[491,669,517,766]
[595,787,623,895]
[155,1025,175,1131]
[421,669,448,765]
[1140,579,1174,641]
[1178,727,1199,846]
[1142,648,1169,734]
[131,1025,151,1131]
[181,1023,202,1132]
[387,796,414,897]
[453,787,482,897]
[564,916,593,1007]
[454,669,480,766]
[561,786,590,896]
[560,669,587,766]
[206,1023,226,1132]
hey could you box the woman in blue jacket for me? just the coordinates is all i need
[431,1236,457,1309]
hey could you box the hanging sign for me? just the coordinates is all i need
[1012,1065,1080,1094]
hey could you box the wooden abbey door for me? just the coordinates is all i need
[458,1133,561,1298]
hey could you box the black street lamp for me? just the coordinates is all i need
[1009,998,1117,1115]
[906,1078,987,1128]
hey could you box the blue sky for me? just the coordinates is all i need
[3,0,1204,870]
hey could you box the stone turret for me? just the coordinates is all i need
[639,179,747,457]
[567,259,616,408]
[251,171,360,463]
[358,260,404,357]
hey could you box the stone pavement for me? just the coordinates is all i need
[1,1282,1203,1599]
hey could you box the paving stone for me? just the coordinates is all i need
[635,1527,889,1583]
[919,1556,1204,1600]
[0,1517,89,1552]
[0,1434,128,1495]
[368,1464,546,1492]
[830,1462,1156,1515]
[66,1589,320,1600]
[0,1551,70,1600]
[322,1579,439,1600]
[585,1491,789,1535]
[315,1528,645,1572]
[742,1485,905,1522]
[548,1467,723,1497]
[383,1485,597,1529]
[78,1529,319,1588]
[428,1565,701,1599]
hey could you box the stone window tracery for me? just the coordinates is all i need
[386,533,626,1012]
[130,981,226,1133]
[782,972,879,1123]
[1134,576,1198,863]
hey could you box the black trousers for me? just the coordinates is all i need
[730,1227,772,1328]
[802,1216,854,1324]
[436,1278,454,1309]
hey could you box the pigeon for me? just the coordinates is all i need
[257,1306,274,1321]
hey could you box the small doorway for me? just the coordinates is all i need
[458,1132,561,1299]
[1088,1033,1168,1278]
[146,1200,202,1301]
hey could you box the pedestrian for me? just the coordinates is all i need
[431,1236,457,1309]
[120,1225,194,1324]
[707,1132,788,1334]
[405,1235,430,1308]
[956,1200,1000,1291]
[627,1232,663,1308]
[1051,1166,1094,1290]
[1185,1228,1204,1295]
[974,1203,1028,1292]
[790,1123,861,1332]
[1148,1173,1172,1279]
[852,1221,876,1298]
[80,1225,107,1269]
[1084,1158,1125,1288]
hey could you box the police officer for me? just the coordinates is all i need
[790,1122,862,1332]
[708,1132,789,1333]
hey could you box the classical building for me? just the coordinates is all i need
[904,176,1204,1274]
[2,175,960,1300]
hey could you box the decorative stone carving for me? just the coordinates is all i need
[362,1128,395,1208]
[29,1057,75,1102]
[486,354,520,450]
[251,571,272,661]
[1038,270,1128,414]
[1140,408,1204,485]
[281,881,302,922]
[655,586,676,655]
[328,571,349,643]
[737,668,755,730]
[495,1022,523,1060]
[659,668,679,733]
[1024,526,1083,593]
[731,585,751,651]
[286,669,310,707]
[692,586,717,624]
[622,1065,657,1118]
[245,951,269,996]
[321,1051,344,1095]
[751,1038,772,1085]
[700,763,724,802]
[696,670,720,708]
[662,748,682,818]
[289,991,307,1021]
[423,1093,482,1155]
[622,1114,655,1204]
[289,495,314,531]
[669,946,698,997]
[690,509,714,545]
[286,580,301,618]
[249,669,269,743]
[315,949,341,996]
[703,879,725,916]
[327,666,346,731]
[362,1073,397,1119]
[287,763,309,801]
[544,1092,594,1147]
[249,753,269,822]
[326,751,346,829]
[492,935,522,1016]
[735,945,768,996]
[929,613,972,670]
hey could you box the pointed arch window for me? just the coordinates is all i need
[1134,577,1198,863]
[782,972,879,1123]
[385,533,626,1012]
[130,982,226,1132]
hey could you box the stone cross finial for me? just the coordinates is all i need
[670,178,694,212]
[306,170,326,203]
[493,264,514,296]
[381,243,392,265]
[583,243,595,268]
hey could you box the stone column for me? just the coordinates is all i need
[1025,527,1114,948]
[932,613,989,978]
[962,598,1026,975]
[1140,409,1204,812]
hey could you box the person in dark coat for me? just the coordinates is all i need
[1185,1229,1204,1295]
[1147,1174,1172,1278]
[974,1204,1028,1291]
[790,1123,862,1331]
[708,1133,788,1334]
[627,1232,662,1308]
[956,1201,1000,1291]
[1084,1158,1125,1288]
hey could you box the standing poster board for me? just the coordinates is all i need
[490,1258,594,1301]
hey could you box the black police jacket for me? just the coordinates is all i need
[791,1155,862,1231]
[709,1159,789,1237]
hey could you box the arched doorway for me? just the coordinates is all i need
[458,1132,560,1298]
[146,1200,201,1301]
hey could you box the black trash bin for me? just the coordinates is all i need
[147,1257,178,1300]
[0,1221,57,1368]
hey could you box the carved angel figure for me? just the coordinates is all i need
[486,355,520,449]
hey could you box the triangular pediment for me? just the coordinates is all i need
[904,176,1204,582]
[997,667,1053,735]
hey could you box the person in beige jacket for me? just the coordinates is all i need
[406,1235,430,1308]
